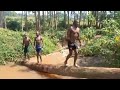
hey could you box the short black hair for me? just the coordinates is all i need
[73,20,79,28]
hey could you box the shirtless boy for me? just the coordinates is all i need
[64,20,81,67]
[34,31,43,64]
[22,33,32,61]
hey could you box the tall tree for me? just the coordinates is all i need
[55,11,58,30]
[79,11,82,27]
[3,11,6,29]
[38,11,41,32]
[49,11,52,27]
[95,11,99,28]
[51,11,54,29]
[67,11,69,25]
[54,11,56,28]
[42,11,45,26]
[64,11,66,26]
[25,11,28,31]
[33,11,38,31]
[87,11,90,27]
[21,11,24,31]
[47,11,49,20]
[0,11,4,28]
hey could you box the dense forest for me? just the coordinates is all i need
[0,11,120,68]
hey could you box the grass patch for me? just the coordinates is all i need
[0,28,58,65]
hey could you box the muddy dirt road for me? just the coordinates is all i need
[0,49,82,79]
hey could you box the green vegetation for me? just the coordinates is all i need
[79,19,120,67]
[1,11,120,68]
[0,28,58,64]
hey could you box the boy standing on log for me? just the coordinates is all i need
[34,31,43,64]
[22,33,32,61]
[64,20,81,67]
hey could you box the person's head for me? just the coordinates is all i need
[73,20,79,28]
[23,32,27,38]
[36,31,40,36]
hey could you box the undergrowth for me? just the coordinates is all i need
[0,28,58,65]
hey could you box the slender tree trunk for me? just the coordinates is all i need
[96,11,98,28]
[38,11,41,32]
[74,12,75,20]
[51,11,54,29]
[42,11,45,27]
[67,11,69,25]
[3,11,6,29]
[0,11,4,28]
[49,11,52,27]
[34,11,38,31]
[55,11,58,30]
[25,11,28,31]
[64,11,66,27]
[87,11,90,27]
[79,11,82,27]
[47,11,49,20]
[21,11,23,31]
[54,11,56,29]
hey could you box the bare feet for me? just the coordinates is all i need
[64,61,67,66]
[39,61,42,64]
[73,64,79,68]
[36,61,39,64]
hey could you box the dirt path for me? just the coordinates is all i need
[0,49,83,79]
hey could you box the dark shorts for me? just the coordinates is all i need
[24,45,29,53]
[68,41,78,50]
[36,45,42,53]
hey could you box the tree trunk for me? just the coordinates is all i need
[47,11,49,20]
[42,11,45,27]
[21,11,23,31]
[54,11,56,29]
[49,11,52,27]
[67,11,69,25]
[64,11,66,27]
[83,15,85,27]
[96,11,98,28]
[34,11,38,31]
[38,11,41,32]
[3,11,6,29]
[0,11,4,28]
[87,11,90,27]
[55,11,58,30]
[19,61,120,79]
[79,11,82,27]
[25,11,28,31]
[74,12,75,20]
[51,11,54,29]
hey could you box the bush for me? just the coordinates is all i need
[7,20,21,31]
[23,19,35,31]
[57,20,70,29]
[6,17,35,31]
[80,27,96,41]
[79,19,120,67]
[0,28,58,65]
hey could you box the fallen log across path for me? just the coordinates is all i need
[18,61,120,79]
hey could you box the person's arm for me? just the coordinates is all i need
[41,36,44,47]
[77,33,81,46]
[66,28,71,41]
[22,39,25,49]
[77,28,81,46]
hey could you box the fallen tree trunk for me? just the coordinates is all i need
[18,61,120,79]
